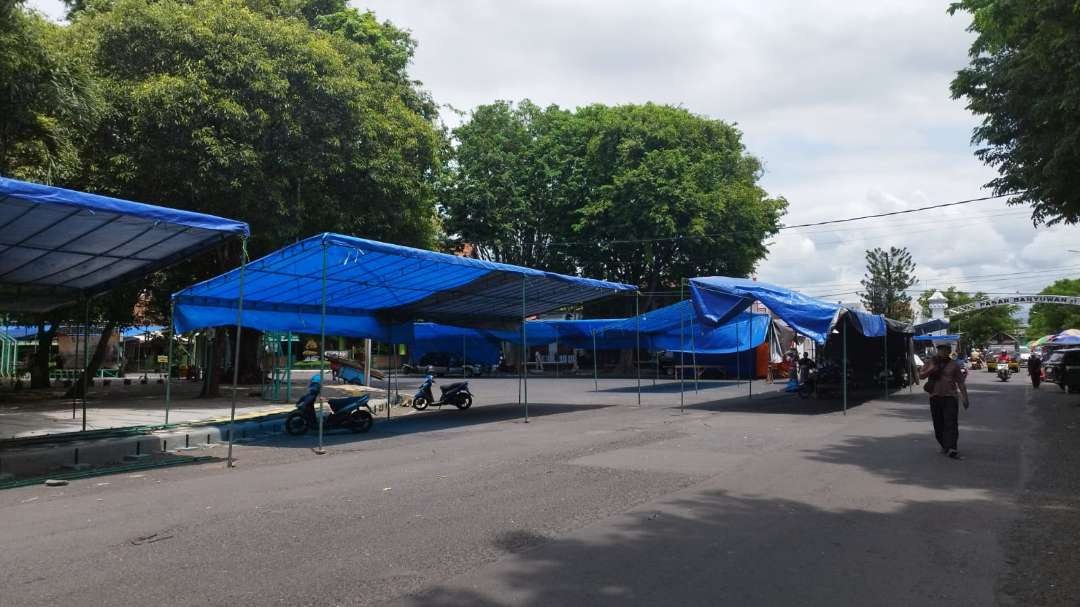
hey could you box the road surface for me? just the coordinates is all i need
[1,373,1076,606]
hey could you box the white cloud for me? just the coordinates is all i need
[26,0,1080,302]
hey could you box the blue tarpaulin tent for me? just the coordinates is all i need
[689,276,913,413]
[172,233,636,441]
[410,323,503,366]
[598,301,771,353]
[688,276,888,344]
[689,277,842,344]
[0,177,248,313]
[173,233,635,336]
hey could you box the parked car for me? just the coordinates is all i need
[1044,348,1080,393]
[402,352,482,377]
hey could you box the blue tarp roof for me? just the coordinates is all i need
[411,309,770,356]
[173,233,635,337]
[0,177,249,313]
[689,276,892,344]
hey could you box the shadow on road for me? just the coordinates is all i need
[392,488,1007,606]
[263,401,614,449]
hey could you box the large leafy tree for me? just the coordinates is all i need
[1027,278,1080,338]
[0,0,102,184]
[949,0,1080,225]
[1,1,104,387]
[57,0,444,394]
[70,0,444,260]
[859,247,917,319]
[442,100,787,306]
[917,287,1019,347]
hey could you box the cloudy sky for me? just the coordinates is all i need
[30,0,1080,305]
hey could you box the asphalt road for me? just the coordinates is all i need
[0,372,1074,606]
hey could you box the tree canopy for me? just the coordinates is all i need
[441,100,787,302]
[0,1,102,184]
[1027,278,1080,339]
[949,0,1080,225]
[859,247,917,319]
[70,0,444,263]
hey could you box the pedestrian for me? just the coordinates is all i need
[797,352,816,384]
[919,345,970,459]
[1028,353,1042,389]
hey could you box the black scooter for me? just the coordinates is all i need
[285,375,374,435]
[412,375,473,411]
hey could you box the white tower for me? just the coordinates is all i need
[928,291,948,336]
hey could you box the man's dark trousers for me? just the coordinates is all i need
[930,396,959,451]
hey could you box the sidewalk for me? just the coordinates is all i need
[0,377,413,479]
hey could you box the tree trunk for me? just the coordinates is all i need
[239,328,262,384]
[65,321,117,399]
[199,331,222,398]
[30,320,57,389]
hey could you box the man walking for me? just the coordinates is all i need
[1028,353,1042,389]
[919,345,970,459]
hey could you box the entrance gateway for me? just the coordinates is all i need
[947,295,1080,316]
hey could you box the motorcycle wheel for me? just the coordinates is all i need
[412,397,429,411]
[349,411,373,433]
[455,395,473,410]
[284,412,309,436]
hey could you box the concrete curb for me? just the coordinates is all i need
[0,395,410,479]
[0,415,286,479]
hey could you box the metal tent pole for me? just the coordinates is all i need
[690,308,698,393]
[363,338,371,387]
[315,242,328,455]
[72,317,80,419]
[679,281,685,411]
[883,326,888,399]
[747,318,752,399]
[554,329,559,379]
[736,319,741,392]
[521,275,529,423]
[463,333,467,378]
[286,332,293,401]
[635,292,641,407]
[81,300,89,431]
[226,237,248,467]
[165,301,174,425]
[842,319,848,415]
[592,330,598,392]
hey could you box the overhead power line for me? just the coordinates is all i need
[527,192,1016,248]
[779,193,1013,230]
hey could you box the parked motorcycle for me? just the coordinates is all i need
[285,375,374,435]
[996,363,1011,382]
[412,375,473,410]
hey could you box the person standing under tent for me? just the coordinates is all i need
[919,344,970,459]
[797,352,816,384]
[1027,353,1042,389]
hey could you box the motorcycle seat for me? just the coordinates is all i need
[440,382,467,393]
[327,395,368,413]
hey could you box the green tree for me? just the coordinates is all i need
[442,101,787,304]
[859,247,917,319]
[72,0,443,258]
[63,0,444,394]
[1027,278,1080,338]
[0,0,102,184]
[917,287,1018,347]
[949,0,1080,225]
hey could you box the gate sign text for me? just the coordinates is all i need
[948,295,1080,316]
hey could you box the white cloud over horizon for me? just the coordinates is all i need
[27,0,1080,304]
